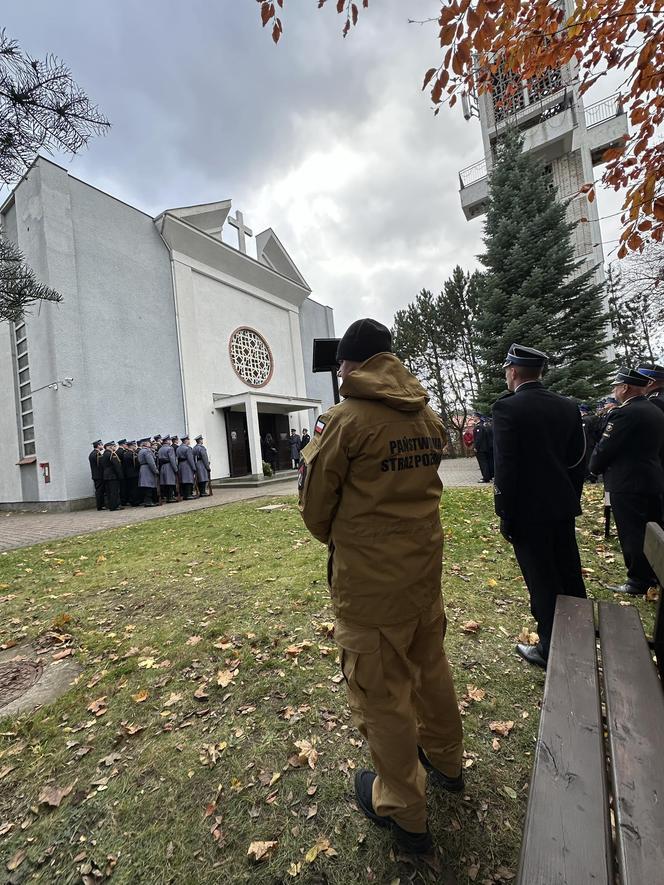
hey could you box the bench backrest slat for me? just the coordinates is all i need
[644,521,664,680]
[599,601,664,885]
[517,596,613,885]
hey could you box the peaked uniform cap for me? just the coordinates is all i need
[636,362,664,382]
[138,438,149,444]
[153,435,162,441]
[613,367,649,387]
[92,439,102,447]
[104,441,116,447]
[117,438,127,445]
[195,435,203,442]
[127,440,136,446]
[502,343,549,369]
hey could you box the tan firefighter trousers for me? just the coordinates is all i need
[335,598,463,833]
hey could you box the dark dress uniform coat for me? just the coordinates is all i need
[492,381,587,655]
[589,396,664,590]
[101,449,123,511]
[89,449,104,510]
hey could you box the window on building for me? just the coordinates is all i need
[492,64,525,122]
[12,321,35,456]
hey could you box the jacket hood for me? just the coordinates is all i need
[339,352,429,411]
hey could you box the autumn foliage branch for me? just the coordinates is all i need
[256,0,664,256]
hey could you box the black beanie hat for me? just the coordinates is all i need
[336,318,392,363]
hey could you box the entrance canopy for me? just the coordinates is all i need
[213,392,322,477]
[213,392,321,414]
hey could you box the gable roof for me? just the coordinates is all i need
[160,200,232,236]
[255,227,310,290]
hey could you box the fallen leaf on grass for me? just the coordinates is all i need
[288,862,301,877]
[461,620,481,633]
[86,697,107,717]
[186,635,202,646]
[52,648,73,661]
[503,786,518,799]
[289,739,318,770]
[38,783,73,807]
[518,627,540,645]
[216,670,234,688]
[0,822,13,836]
[163,692,182,708]
[490,721,514,737]
[132,690,149,703]
[6,849,26,871]
[138,658,156,669]
[492,738,501,751]
[466,685,486,702]
[0,765,16,780]
[487,578,498,588]
[194,684,209,700]
[120,722,144,736]
[247,840,278,863]
[304,836,337,863]
[646,587,660,602]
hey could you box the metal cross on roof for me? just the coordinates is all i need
[228,210,253,254]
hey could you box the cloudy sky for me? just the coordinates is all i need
[4,1,624,333]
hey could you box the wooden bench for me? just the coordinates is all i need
[517,523,664,884]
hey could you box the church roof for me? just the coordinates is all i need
[255,228,310,290]
[157,200,232,236]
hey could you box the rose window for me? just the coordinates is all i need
[229,328,273,387]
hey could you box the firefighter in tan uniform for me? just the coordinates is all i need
[298,318,463,856]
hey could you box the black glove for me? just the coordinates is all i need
[500,518,514,543]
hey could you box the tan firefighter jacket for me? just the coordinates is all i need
[298,352,447,626]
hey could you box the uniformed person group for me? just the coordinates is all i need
[297,318,664,857]
[88,435,212,511]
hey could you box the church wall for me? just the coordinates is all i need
[176,265,305,478]
[298,297,336,428]
[1,158,185,506]
[66,172,186,494]
[0,322,23,505]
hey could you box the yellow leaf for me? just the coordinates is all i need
[132,690,149,703]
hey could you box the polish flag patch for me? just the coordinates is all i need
[314,417,327,436]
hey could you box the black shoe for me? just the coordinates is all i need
[417,747,464,792]
[610,583,647,596]
[516,643,547,669]
[354,770,433,856]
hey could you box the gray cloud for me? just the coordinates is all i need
[3,0,623,333]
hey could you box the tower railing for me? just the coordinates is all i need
[585,94,624,128]
[459,158,488,189]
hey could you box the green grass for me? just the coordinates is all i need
[0,487,656,884]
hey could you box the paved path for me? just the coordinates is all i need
[0,458,483,552]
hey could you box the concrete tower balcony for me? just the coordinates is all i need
[458,92,628,220]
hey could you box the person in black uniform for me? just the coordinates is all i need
[101,441,124,511]
[124,441,140,505]
[589,367,664,595]
[473,414,494,482]
[116,439,129,505]
[88,440,105,510]
[492,344,587,668]
[638,362,664,415]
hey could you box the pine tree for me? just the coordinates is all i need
[474,129,612,411]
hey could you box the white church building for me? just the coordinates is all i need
[0,157,335,510]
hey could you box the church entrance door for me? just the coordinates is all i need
[225,409,251,477]
[258,414,290,471]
